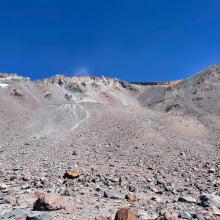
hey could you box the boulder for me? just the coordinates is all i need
[114,208,139,220]
[33,193,63,211]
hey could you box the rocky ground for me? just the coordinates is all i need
[0,65,220,219]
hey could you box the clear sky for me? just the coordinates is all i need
[0,0,220,81]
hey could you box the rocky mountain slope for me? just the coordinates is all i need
[0,64,220,220]
[140,65,219,113]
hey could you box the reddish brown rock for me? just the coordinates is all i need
[114,208,139,220]
[33,192,63,211]
[63,169,80,179]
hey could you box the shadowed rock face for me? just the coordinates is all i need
[0,64,220,220]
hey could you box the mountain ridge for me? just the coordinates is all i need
[0,63,220,219]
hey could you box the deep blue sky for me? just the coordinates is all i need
[0,0,220,81]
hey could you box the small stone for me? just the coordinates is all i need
[128,185,136,192]
[13,167,20,171]
[188,212,205,220]
[207,175,215,182]
[178,196,196,203]
[180,152,185,155]
[180,212,192,219]
[125,194,138,202]
[208,168,215,173]
[211,205,220,216]
[150,187,160,193]
[10,175,17,181]
[146,178,152,182]
[33,192,63,211]
[99,176,109,185]
[108,176,120,183]
[114,208,138,220]
[26,188,32,193]
[0,182,7,189]
[156,210,179,220]
[151,196,161,203]
[21,176,30,181]
[63,169,80,179]
[104,190,125,200]
[21,184,30,190]
[72,151,77,155]
[47,187,54,193]
[27,211,51,220]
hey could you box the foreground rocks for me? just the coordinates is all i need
[0,208,51,220]
[33,193,63,211]
[1,165,220,219]
[114,208,138,220]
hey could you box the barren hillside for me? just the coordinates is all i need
[0,64,220,220]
